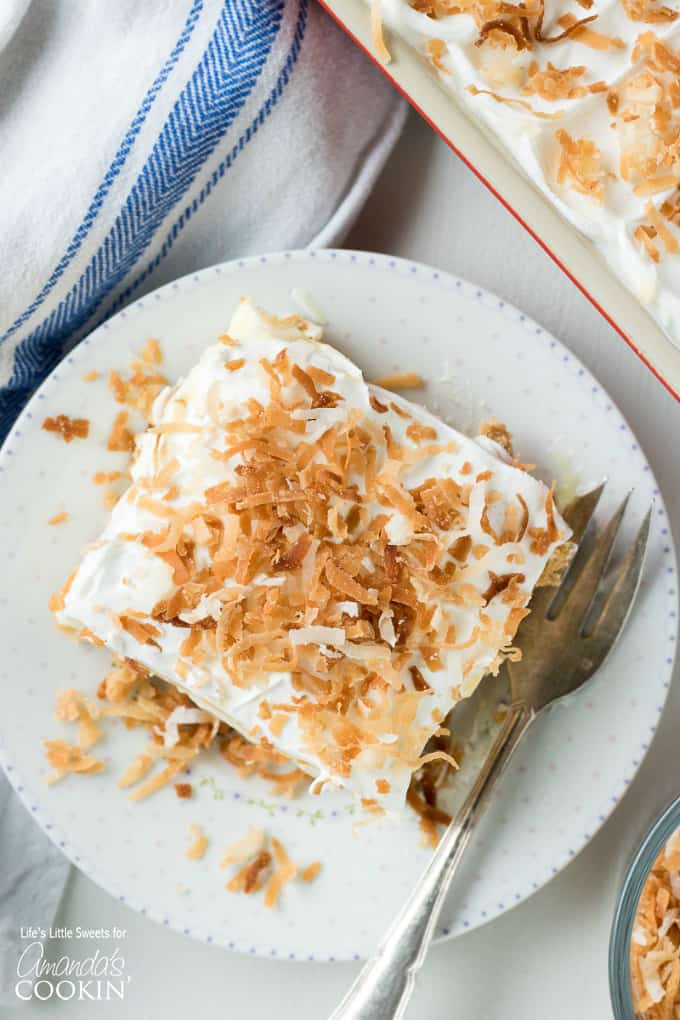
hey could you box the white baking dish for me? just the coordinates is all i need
[320,0,680,400]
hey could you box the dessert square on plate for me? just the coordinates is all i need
[54,298,570,812]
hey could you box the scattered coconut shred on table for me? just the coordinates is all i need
[42,414,90,443]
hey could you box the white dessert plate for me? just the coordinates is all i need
[0,249,676,962]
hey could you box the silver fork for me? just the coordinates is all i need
[329,484,651,1020]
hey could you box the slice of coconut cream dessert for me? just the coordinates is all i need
[54,299,570,813]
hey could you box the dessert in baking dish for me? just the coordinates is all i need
[370,0,680,345]
[53,299,570,812]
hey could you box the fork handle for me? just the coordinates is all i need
[328,701,534,1020]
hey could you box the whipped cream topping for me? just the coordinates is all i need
[375,0,680,345]
[58,300,569,813]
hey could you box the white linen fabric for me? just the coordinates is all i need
[0,0,405,436]
[0,0,405,1004]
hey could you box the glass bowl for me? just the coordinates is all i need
[609,792,680,1019]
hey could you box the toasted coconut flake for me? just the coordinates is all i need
[268,714,289,737]
[152,422,204,435]
[226,357,246,372]
[371,0,392,63]
[644,202,680,254]
[227,851,272,894]
[264,837,298,908]
[325,560,378,605]
[408,422,439,446]
[128,759,188,800]
[556,12,624,48]
[480,418,515,456]
[300,861,322,883]
[522,62,605,100]
[635,223,662,262]
[623,0,678,22]
[372,371,424,390]
[427,37,450,72]
[221,829,266,867]
[118,613,162,647]
[117,753,154,789]
[476,19,531,51]
[631,823,680,1016]
[634,175,680,197]
[467,84,562,118]
[103,487,119,510]
[415,748,459,770]
[163,705,215,748]
[93,470,123,485]
[185,823,209,860]
[107,411,135,452]
[42,415,89,443]
[290,625,346,647]
[109,347,167,419]
[614,41,680,195]
[44,739,104,782]
[142,338,162,366]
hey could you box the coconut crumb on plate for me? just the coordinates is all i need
[221,829,321,908]
[42,415,90,443]
[371,370,424,390]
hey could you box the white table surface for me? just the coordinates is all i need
[13,108,680,1020]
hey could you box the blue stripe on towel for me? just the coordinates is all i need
[103,0,308,320]
[0,0,291,439]
[0,0,205,348]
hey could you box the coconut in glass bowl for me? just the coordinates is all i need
[610,794,680,1019]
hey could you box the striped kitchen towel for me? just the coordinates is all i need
[0,0,405,441]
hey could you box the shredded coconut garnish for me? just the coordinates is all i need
[427,38,450,72]
[185,823,209,860]
[371,0,392,63]
[468,84,562,118]
[556,129,606,203]
[371,371,425,390]
[220,829,320,907]
[631,823,680,1017]
[622,0,678,23]
[522,62,606,101]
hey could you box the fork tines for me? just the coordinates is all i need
[550,489,652,646]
